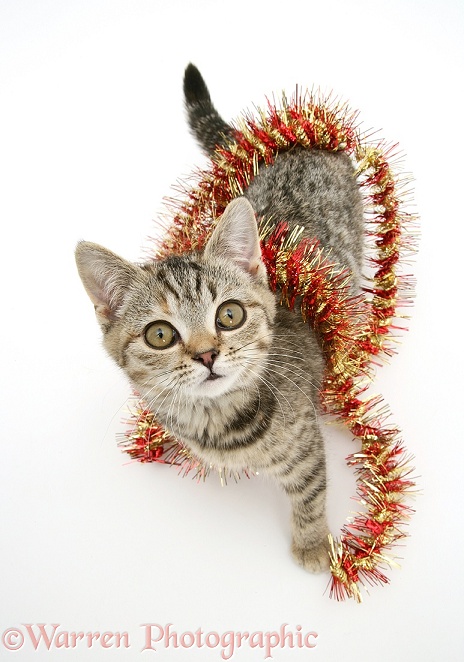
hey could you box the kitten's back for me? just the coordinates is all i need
[183,64,364,286]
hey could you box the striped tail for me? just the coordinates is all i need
[183,63,234,155]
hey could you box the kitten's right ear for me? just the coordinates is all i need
[204,197,267,282]
[75,241,138,324]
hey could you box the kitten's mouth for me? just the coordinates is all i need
[206,372,221,381]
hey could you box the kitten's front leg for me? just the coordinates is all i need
[279,455,331,573]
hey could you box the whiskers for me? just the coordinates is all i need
[127,329,319,444]
[233,332,320,424]
[135,368,185,432]
[239,361,295,428]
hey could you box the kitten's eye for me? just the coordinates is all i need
[216,301,246,330]
[144,321,178,349]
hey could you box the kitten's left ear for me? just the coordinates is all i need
[75,241,139,326]
[204,197,267,281]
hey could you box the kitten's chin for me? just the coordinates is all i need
[193,373,239,399]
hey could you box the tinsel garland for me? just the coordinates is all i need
[119,89,417,602]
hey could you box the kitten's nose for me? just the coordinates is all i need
[193,349,218,371]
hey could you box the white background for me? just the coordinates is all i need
[1,1,463,660]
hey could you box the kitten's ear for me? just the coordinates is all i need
[75,241,138,324]
[204,197,266,281]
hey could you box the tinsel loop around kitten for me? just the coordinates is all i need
[118,89,417,602]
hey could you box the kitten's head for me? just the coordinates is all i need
[75,198,276,411]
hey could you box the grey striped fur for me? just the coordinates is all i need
[75,65,365,573]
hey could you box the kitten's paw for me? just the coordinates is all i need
[291,538,331,574]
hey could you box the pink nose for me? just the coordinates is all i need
[193,350,218,371]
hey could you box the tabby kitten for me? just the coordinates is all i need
[75,64,364,573]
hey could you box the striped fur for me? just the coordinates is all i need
[75,66,366,573]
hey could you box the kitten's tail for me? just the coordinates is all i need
[183,63,234,156]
